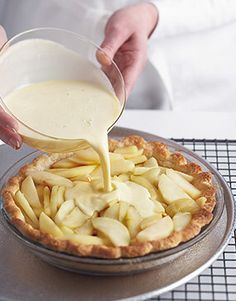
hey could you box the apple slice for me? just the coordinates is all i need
[109,152,123,161]
[52,158,78,169]
[136,216,174,242]
[75,219,94,236]
[39,212,63,238]
[36,185,44,203]
[64,233,104,245]
[196,196,207,207]
[54,199,75,225]
[125,206,142,238]
[160,167,193,182]
[43,186,51,216]
[166,198,199,217]
[117,174,130,182]
[165,169,201,199]
[92,217,130,246]
[114,145,139,155]
[48,165,96,179]
[153,200,165,213]
[173,212,191,231]
[57,186,65,207]
[62,207,88,228]
[142,167,160,186]
[14,191,39,226]
[144,157,158,168]
[60,225,74,235]
[130,175,158,200]
[122,149,144,159]
[118,201,130,222]
[133,167,151,175]
[70,147,100,164]
[103,203,120,220]
[111,159,135,176]
[140,213,162,230]
[21,176,42,208]
[33,207,43,218]
[50,185,59,217]
[28,171,73,188]
[158,174,191,204]
[129,155,147,165]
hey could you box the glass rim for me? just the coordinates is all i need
[0,27,126,141]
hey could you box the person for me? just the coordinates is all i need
[0,0,236,149]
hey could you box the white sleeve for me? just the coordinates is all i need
[150,0,236,39]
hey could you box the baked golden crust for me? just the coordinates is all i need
[1,135,216,258]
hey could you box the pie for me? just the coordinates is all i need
[1,136,216,258]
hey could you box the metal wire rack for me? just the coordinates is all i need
[148,139,236,301]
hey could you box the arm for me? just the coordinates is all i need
[150,0,236,38]
[98,3,158,96]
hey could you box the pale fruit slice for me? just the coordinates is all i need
[62,207,88,228]
[21,176,42,208]
[54,199,75,225]
[160,167,193,182]
[71,147,100,164]
[122,149,144,159]
[43,186,51,216]
[140,213,162,230]
[75,219,94,236]
[64,233,104,245]
[29,171,73,188]
[90,166,102,180]
[14,191,39,226]
[114,145,138,155]
[39,212,63,238]
[111,159,135,176]
[153,200,165,213]
[103,203,120,220]
[52,158,78,169]
[36,185,44,204]
[60,225,74,235]
[33,207,43,218]
[166,169,201,199]
[125,206,142,238]
[57,186,65,207]
[136,216,174,242]
[129,155,147,165]
[130,175,158,200]
[117,174,130,182]
[50,185,59,217]
[92,217,130,247]
[173,212,191,231]
[158,174,191,204]
[48,165,96,179]
[144,157,158,168]
[109,152,123,161]
[166,198,199,217]
[196,196,207,207]
[142,167,160,186]
[133,167,151,175]
[118,201,130,222]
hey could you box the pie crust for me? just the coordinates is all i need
[1,136,216,258]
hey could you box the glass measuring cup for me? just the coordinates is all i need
[0,28,126,153]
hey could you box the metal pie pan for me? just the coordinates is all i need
[0,127,233,277]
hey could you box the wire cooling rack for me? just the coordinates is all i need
[148,139,236,301]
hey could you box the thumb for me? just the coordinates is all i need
[98,25,130,65]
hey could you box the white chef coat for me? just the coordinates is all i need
[0,0,236,111]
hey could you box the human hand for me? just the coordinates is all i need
[0,25,22,149]
[97,3,158,97]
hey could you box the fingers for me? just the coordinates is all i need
[98,22,131,66]
[0,25,7,47]
[0,124,22,149]
[0,106,18,130]
[0,107,22,149]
